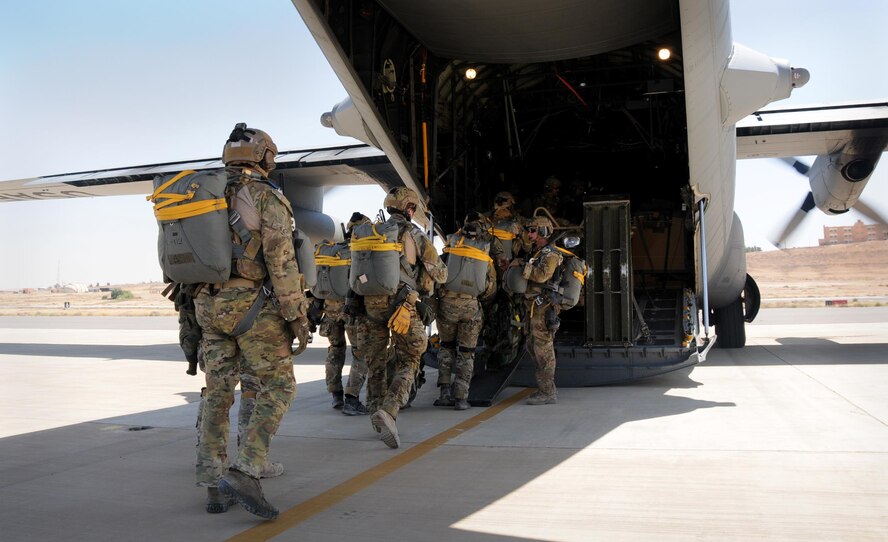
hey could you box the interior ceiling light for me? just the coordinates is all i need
[465,67,477,80]
[657,48,672,61]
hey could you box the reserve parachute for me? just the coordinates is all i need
[349,221,402,296]
[149,170,231,284]
[442,234,492,296]
[311,241,350,300]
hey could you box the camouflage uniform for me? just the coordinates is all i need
[436,271,496,401]
[194,169,308,485]
[522,242,563,399]
[320,298,368,396]
[363,212,447,419]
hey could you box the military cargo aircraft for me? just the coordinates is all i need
[1,0,886,401]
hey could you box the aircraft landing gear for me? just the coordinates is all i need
[713,274,761,349]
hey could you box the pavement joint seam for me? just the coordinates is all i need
[760,344,888,429]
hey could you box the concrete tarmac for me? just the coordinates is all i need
[1,308,886,541]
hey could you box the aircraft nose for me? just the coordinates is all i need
[791,67,810,88]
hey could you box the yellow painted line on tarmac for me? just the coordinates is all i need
[228,388,534,541]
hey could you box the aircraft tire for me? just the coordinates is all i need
[714,297,746,349]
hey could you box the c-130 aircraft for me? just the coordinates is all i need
[2,0,886,398]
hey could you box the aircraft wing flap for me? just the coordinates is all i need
[737,101,888,159]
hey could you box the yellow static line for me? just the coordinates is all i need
[229,388,534,541]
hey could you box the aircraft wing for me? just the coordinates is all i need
[736,101,888,159]
[0,144,396,206]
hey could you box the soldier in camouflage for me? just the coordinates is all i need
[173,283,284,490]
[483,191,528,272]
[434,216,497,410]
[319,212,372,416]
[518,215,563,405]
[193,123,311,520]
[365,187,447,448]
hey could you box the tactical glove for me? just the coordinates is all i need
[388,304,412,335]
[307,297,324,327]
[387,290,418,335]
[289,317,311,356]
[415,300,434,326]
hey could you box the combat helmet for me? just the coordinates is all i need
[384,186,420,215]
[345,212,371,238]
[543,176,561,191]
[493,191,515,210]
[222,123,278,176]
[528,215,554,238]
[462,211,484,238]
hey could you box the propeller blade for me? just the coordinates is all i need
[853,198,888,226]
[770,191,816,248]
[778,156,811,176]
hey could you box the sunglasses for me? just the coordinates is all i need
[527,227,538,233]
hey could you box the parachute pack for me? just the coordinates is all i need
[149,170,232,284]
[311,241,350,300]
[552,247,587,309]
[149,169,316,286]
[349,220,403,296]
[442,234,491,296]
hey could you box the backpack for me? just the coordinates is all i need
[149,170,231,284]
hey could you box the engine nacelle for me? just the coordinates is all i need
[808,150,884,214]
[320,96,381,149]
[720,43,809,126]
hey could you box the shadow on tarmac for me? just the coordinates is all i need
[705,341,887,366]
[0,358,733,541]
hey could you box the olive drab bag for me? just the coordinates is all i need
[552,247,588,310]
[149,170,232,284]
[311,241,350,300]
[349,221,402,296]
[442,234,492,296]
[293,228,317,289]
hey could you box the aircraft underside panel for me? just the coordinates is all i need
[512,346,700,388]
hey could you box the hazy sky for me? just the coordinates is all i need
[1,0,886,290]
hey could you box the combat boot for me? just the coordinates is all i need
[205,486,235,514]
[259,461,284,478]
[433,385,454,407]
[218,468,279,520]
[454,397,470,411]
[370,410,400,448]
[331,391,345,409]
[342,394,369,416]
[526,392,557,405]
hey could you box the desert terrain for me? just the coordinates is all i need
[0,240,885,316]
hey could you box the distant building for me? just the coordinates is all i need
[819,220,888,246]
[58,283,88,293]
